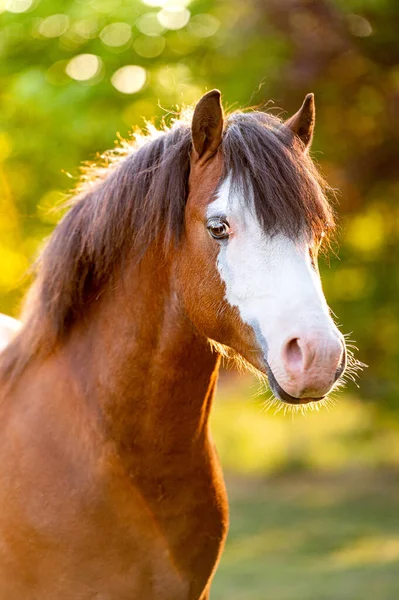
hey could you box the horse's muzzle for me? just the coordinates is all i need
[267,343,347,405]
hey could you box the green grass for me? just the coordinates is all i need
[212,472,399,599]
[209,372,399,599]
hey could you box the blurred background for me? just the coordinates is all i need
[0,0,398,597]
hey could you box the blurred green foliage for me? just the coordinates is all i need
[212,374,399,476]
[0,0,398,409]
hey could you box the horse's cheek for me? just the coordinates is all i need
[174,235,224,338]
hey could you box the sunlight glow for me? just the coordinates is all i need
[111,65,147,94]
[155,63,191,90]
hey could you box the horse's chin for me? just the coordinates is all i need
[274,390,325,406]
[270,383,325,406]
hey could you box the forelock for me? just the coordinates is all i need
[221,111,335,243]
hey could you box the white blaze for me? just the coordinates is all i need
[208,178,342,396]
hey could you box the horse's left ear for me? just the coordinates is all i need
[285,93,315,150]
[191,89,224,162]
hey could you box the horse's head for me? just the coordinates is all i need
[176,90,346,405]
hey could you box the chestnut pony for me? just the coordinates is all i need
[0,90,346,599]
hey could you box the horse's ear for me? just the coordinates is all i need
[191,89,224,162]
[285,93,315,150]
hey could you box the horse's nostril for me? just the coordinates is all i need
[276,333,345,400]
[284,338,303,371]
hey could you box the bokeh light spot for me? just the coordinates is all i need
[157,8,190,31]
[142,0,191,6]
[39,14,70,38]
[188,13,220,38]
[100,22,132,47]
[111,65,147,94]
[346,209,385,253]
[46,60,70,86]
[6,0,35,13]
[347,14,372,37]
[66,54,103,82]
[136,12,165,36]
[91,0,121,13]
[74,18,100,40]
[133,35,165,58]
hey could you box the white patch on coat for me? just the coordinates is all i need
[0,313,21,352]
[208,177,343,397]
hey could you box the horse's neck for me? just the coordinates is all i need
[64,249,220,460]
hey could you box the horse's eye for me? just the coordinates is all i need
[207,217,230,241]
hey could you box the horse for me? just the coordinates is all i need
[0,314,20,353]
[0,90,347,599]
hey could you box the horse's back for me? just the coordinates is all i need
[0,314,20,352]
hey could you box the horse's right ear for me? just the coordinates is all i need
[191,90,224,163]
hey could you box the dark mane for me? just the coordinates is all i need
[222,111,334,241]
[0,108,334,383]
